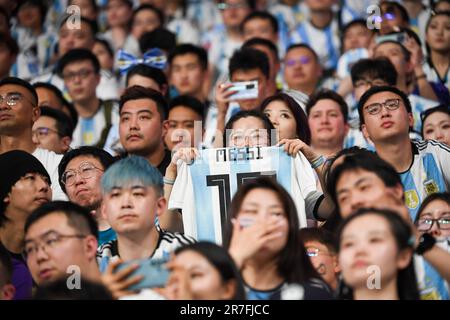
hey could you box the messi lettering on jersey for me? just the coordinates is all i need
[169,146,317,244]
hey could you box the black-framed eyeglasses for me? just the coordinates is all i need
[0,92,35,107]
[61,161,103,186]
[62,69,95,82]
[217,1,248,10]
[23,232,87,259]
[306,247,334,257]
[32,127,61,138]
[416,216,450,232]
[364,98,401,115]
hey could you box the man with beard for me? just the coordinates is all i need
[118,86,171,175]
[58,146,116,245]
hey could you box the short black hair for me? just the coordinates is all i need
[327,151,403,207]
[242,37,279,63]
[0,32,18,56]
[119,85,168,120]
[0,77,38,106]
[94,37,114,59]
[15,0,48,27]
[241,10,279,33]
[33,278,113,300]
[306,89,349,122]
[33,82,78,128]
[358,85,412,126]
[229,48,270,79]
[38,106,74,138]
[298,227,337,254]
[56,48,100,77]
[168,44,208,70]
[132,4,164,26]
[341,18,372,47]
[25,201,99,240]
[125,64,168,89]
[375,39,411,62]
[0,244,12,287]
[351,58,397,87]
[342,19,367,38]
[139,28,176,54]
[285,43,320,62]
[218,0,256,10]
[59,15,98,35]
[58,146,115,193]
[68,0,98,13]
[168,95,205,122]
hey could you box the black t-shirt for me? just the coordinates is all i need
[157,149,172,176]
[114,149,172,176]
[266,278,335,300]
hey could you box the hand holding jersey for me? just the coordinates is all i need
[168,146,320,244]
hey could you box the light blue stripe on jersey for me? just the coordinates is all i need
[274,147,292,193]
[190,157,214,242]
[401,153,446,221]
[423,260,449,299]
[400,171,421,221]
[422,152,446,194]
[293,23,338,70]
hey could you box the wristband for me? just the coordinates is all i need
[416,74,427,80]
[163,177,175,185]
[311,155,326,169]
[415,232,436,255]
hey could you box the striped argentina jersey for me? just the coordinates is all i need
[400,140,450,221]
[168,146,318,244]
[96,227,195,273]
[414,239,450,300]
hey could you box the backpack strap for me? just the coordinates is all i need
[95,99,114,149]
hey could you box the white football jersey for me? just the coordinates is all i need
[168,146,318,244]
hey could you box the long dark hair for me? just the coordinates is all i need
[425,11,450,55]
[174,242,246,300]
[260,93,311,145]
[415,192,450,224]
[336,207,420,300]
[223,110,275,147]
[224,177,321,285]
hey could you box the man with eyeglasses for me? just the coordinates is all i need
[58,146,116,246]
[282,44,322,96]
[0,77,66,201]
[57,48,119,149]
[299,228,340,292]
[32,107,73,154]
[327,151,450,300]
[32,15,119,102]
[378,1,411,35]
[24,201,102,287]
[358,85,450,221]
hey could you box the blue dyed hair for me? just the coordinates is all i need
[101,156,163,195]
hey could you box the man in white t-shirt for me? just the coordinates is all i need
[0,77,66,200]
[57,48,119,149]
